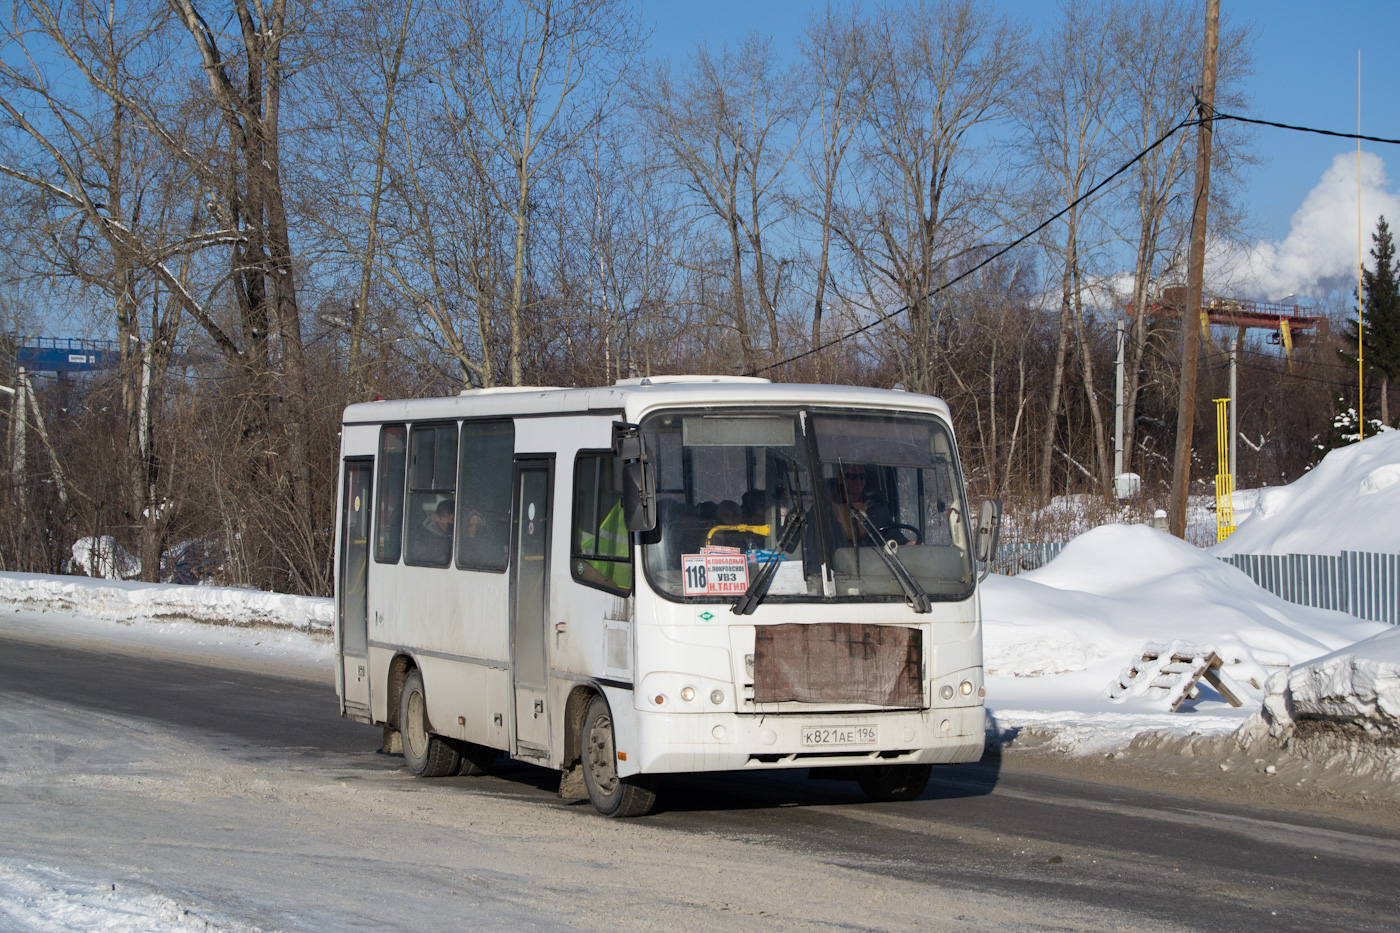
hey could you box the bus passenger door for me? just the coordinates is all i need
[510,458,553,754]
[338,458,372,715]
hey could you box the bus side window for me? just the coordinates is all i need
[374,424,407,563]
[572,453,632,595]
[404,422,459,567]
[456,420,514,572]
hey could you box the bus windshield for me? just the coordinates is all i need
[640,409,973,604]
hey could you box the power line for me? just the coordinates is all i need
[1212,110,1400,146]
[748,112,1199,376]
[751,104,1400,378]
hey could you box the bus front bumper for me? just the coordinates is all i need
[628,705,986,775]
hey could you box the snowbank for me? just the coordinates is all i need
[1212,429,1400,557]
[1242,625,1400,743]
[981,524,1389,753]
[0,572,332,631]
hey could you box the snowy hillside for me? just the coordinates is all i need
[1213,429,1400,556]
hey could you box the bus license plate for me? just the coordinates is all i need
[801,725,878,747]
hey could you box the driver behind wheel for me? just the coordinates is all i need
[829,464,906,547]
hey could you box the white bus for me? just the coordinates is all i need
[333,376,1000,816]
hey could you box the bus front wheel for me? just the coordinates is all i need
[581,695,657,817]
[857,763,932,802]
[399,669,461,778]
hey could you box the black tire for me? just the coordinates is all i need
[453,740,497,777]
[580,695,657,817]
[857,763,932,802]
[398,669,461,778]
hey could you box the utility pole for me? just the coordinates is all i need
[1229,334,1238,486]
[1169,0,1220,539]
[1114,319,1125,482]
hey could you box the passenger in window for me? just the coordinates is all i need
[741,489,767,525]
[422,499,454,564]
[709,499,765,550]
[462,508,486,541]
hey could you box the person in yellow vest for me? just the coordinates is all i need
[576,495,632,590]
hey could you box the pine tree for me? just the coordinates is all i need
[1341,215,1400,429]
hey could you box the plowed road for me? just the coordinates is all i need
[2,621,1397,932]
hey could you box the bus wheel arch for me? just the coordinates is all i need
[385,653,416,732]
[580,694,657,817]
[397,666,462,778]
[562,685,598,769]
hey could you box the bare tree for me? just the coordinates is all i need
[1022,0,1121,498]
[299,0,424,400]
[1,0,325,591]
[794,5,871,355]
[841,0,1024,395]
[1109,0,1254,479]
[633,34,805,374]
[432,0,638,386]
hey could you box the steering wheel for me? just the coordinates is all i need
[879,523,924,545]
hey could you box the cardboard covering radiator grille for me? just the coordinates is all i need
[752,623,924,707]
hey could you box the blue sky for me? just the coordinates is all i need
[641,0,1400,296]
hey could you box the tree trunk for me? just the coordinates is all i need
[1038,230,1075,503]
[1071,259,1111,489]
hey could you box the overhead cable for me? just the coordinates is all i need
[750,105,1398,378]
[1211,110,1400,146]
[748,112,1199,375]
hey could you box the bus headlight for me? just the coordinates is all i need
[680,686,696,702]
[940,684,955,701]
[960,681,974,696]
[710,689,725,705]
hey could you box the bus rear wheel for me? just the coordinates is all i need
[581,695,656,817]
[399,669,461,778]
[857,763,932,802]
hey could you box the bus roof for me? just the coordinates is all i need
[341,378,953,426]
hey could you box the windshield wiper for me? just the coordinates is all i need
[849,507,932,614]
[731,507,806,616]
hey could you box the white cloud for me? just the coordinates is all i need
[1225,151,1400,301]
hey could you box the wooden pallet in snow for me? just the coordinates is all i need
[1107,641,1246,711]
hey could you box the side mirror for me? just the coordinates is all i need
[975,498,1002,569]
[613,421,643,460]
[622,460,656,532]
[613,421,656,532]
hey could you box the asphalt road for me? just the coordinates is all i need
[3,630,1398,932]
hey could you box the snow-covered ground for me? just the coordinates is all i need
[0,861,264,933]
[987,430,1400,754]
[1213,427,1400,556]
[0,572,332,675]
[982,525,1389,755]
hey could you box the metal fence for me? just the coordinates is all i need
[984,542,1398,627]
[1218,551,1400,626]
[985,542,1067,576]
